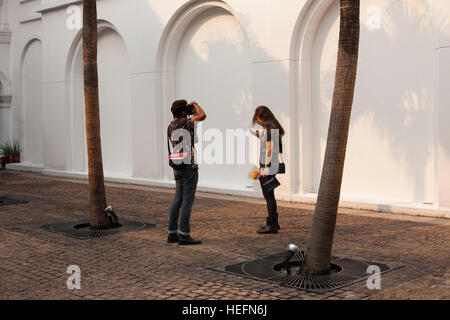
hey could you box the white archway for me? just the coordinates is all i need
[291,0,437,203]
[156,1,255,190]
[66,21,133,177]
[289,0,335,195]
[21,38,43,166]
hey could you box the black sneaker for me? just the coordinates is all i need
[167,233,179,243]
[178,234,202,245]
[257,226,278,234]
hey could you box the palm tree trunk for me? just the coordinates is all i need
[304,0,360,275]
[83,0,109,229]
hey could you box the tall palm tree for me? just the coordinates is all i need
[83,0,109,229]
[304,0,360,275]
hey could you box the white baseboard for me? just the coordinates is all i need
[5,165,450,219]
[5,162,43,173]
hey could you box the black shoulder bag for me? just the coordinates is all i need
[277,137,286,174]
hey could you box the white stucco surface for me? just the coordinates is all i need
[1,0,450,217]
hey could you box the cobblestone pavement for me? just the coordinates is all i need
[0,170,449,300]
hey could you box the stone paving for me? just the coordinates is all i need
[0,170,449,300]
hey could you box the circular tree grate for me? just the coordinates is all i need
[0,197,28,207]
[210,250,395,294]
[41,218,156,240]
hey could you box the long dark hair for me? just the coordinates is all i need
[252,106,285,136]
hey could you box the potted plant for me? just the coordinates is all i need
[0,139,21,164]
[10,139,21,163]
[0,142,9,169]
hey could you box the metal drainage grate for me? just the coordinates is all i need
[210,250,395,294]
[0,197,28,207]
[41,219,156,240]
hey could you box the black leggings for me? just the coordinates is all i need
[260,182,279,227]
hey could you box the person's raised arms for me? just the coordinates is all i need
[189,101,207,122]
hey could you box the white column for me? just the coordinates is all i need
[438,47,450,208]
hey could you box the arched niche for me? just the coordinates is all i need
[21,38,43,166]
[289,0,335,195]
[156,1,255,190]
[66,21,133,177]
[291,0,437,203]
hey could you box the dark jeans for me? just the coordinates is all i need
[259,176,279,227]
[169,169,199,235]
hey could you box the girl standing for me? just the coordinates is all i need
[252,106,285,234]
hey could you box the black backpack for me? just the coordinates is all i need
[167,126,191,170]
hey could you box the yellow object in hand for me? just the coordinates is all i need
[250,168,259,180]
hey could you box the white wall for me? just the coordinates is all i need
[433,0,450,209]
[438,48,450,208]
[71,40,84,172]
[21,39,43,165]
[301,0,439,204]
[175,7,254,190]
[71,27,132,177]
[0,0,11,143]
[5,0,450,211]
[0,70,11,140]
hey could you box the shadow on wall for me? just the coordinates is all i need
[175,7,254,188]
[156,3,291,190]
[71,27,132,176]
[66,0,448,203]
[68,0,291,189]
[313,0,449,203]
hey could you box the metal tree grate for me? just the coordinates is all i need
[41,219,156,240]
[210,250,395,294]
[0,197,28,207]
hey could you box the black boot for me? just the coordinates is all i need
[259,217,280,230]
[273,211,280,231]
[259,223,280,230]
[178,234,202,245]
[256,224,278,234]
[167,233,179,243]
[257,225,278,234]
